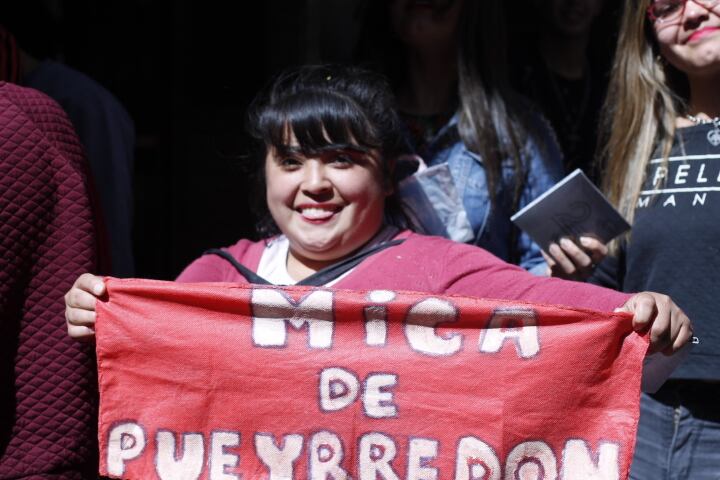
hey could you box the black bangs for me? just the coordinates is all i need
[257,89,381,156]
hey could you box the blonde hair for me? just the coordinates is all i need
[600,0,688,234]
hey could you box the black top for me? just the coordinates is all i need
[592,123,720,380]
[514,49,608,184]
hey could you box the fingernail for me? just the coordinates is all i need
[94,284,104,295]
[560,238,573,248]
[549,243,560,255]
[579,237,593,247]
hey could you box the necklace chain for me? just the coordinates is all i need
[687,114,720,127]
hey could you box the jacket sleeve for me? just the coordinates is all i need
[0,82,100,478]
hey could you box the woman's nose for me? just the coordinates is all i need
[682,0,710,26]
[301,162,332,194]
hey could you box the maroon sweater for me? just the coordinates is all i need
[177,232,631,312]
[0,82,100,478]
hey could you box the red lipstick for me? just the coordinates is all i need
[688,26,720,43]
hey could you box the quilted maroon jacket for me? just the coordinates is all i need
[0,82,99,478]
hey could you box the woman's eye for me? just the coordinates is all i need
[330,154,354,166]
[653,0,682,17]
[279,157,302,168]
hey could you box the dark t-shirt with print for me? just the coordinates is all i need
[593,123,720,380]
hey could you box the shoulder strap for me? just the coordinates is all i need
[295,239,403,286]
[203,248,272,285]
[203,228,405,286]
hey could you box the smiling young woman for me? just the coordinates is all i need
[595,0,720,477]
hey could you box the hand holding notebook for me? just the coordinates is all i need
[511,169,631,277]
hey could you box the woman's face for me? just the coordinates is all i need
[265,134,389,266]
[389,0,465,51]
[651,0,720,77]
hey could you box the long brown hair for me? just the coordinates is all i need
[599,0,688,227]
[456,0,530,206]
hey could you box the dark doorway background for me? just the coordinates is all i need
[2,0,312,280]
[2,0,621,281]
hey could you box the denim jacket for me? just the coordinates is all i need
[398,113,564,275]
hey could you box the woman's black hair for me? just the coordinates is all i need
[246,64,410,237]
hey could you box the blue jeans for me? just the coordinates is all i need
[630,381,720,479]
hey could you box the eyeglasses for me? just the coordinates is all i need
[647,0,720,24]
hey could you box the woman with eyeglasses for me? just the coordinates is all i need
[595,0,720,477]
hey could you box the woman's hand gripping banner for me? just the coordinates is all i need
[95,278,647,479]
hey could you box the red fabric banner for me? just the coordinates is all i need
[95,278,647,480]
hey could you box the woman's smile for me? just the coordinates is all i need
[296,203,343,223]
[687,25,720,43]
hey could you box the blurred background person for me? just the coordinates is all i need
[354,0,570,275]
